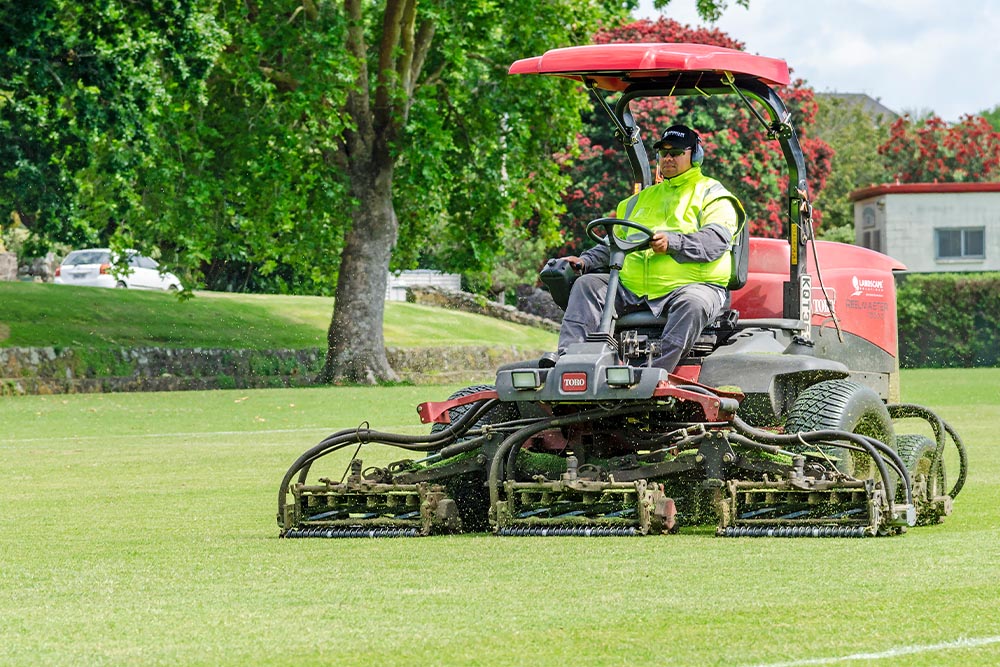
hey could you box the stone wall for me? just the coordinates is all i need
[407,285,561,332]
[0,252,16,281]
[0,345,545,395]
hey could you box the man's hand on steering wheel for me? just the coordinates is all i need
[649,232,669,254]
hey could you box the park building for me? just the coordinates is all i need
[850,182,1000,272]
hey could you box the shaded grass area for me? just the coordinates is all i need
[0,282,556,350]
[3,372,1000,666]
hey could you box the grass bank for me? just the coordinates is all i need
[0,282,557,350]
[2,370,999,666]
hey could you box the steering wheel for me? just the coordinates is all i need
[585,217,656,253]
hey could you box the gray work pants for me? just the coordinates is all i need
[558,273,727,371]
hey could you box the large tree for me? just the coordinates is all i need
[315,0,641,383]
[3,1,753,384]
[319,1,756,383]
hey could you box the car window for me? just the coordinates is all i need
[64,250,111,266]
[136,256,158,269]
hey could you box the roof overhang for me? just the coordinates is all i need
[850,182,1000,201]
[508,43,790,91]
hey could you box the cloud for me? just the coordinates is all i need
[638,0,1000,120]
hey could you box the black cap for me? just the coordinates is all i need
[653,124,699,151]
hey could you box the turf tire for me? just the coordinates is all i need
[785,379,895,477]
[895,433,946,501]
[429,384,519,532]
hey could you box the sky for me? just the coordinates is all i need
[637,0,1000,121]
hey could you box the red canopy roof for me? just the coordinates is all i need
[508,43,790,90]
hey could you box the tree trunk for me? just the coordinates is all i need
[318,161,400,384]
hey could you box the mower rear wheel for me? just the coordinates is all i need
[784,379,895,477]
[896,433,946,501]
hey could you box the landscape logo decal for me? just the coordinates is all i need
[851,275,884,297]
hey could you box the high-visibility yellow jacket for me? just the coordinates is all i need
[615,166,745,299]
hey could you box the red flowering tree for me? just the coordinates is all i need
[878,114,1000,183]
[554,17,832,255]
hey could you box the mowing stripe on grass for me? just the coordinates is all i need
[744,635,1000,667]
[1,424,424,444]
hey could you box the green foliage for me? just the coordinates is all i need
[392,0,636,281]
[980,104,1000,132]
[652,0,750,22]
[2,2,639,299]
[0,0,225,256]
[897,273,1000,368]
[129,2,353,294]
[810,96,892,242]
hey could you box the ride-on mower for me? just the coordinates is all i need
[278,43,966,538]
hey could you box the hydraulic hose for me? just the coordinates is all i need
[732,415,912,510]
[277,397,502,525]
[684,387,911,511]
[487,404,675,512]
[292,396,501,485]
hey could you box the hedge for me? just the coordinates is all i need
[896,272,1000,368]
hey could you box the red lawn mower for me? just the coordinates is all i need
[278,43,965,538]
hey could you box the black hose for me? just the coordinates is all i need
[679,387,909,509]
[727,432,791,455]
[293,396,502,486]
[487,404,666,512]
[277,397,502,525]
[732,415,911,509]
[942,419,968,498]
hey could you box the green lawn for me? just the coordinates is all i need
[2,370,999,666]
[0,282,557,350]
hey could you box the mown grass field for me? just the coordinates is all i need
[0,282,557,350]
[2,368,999,666]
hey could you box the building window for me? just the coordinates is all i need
[935,227,985,260]
[862,206,876,229]
[862,230,882,253]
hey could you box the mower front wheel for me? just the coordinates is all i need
[784,379,896,477]
[429,384,519,532]
[430,384,519,439]
[896,433,946,500]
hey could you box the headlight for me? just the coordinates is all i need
[605,366,637,387]
[511,370,543,390]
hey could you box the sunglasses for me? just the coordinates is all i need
[658,148,689,158]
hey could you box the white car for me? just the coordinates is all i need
[54,248,184,291]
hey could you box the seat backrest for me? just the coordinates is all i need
[727,220,750,290]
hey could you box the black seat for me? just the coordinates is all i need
[613,219,748,335]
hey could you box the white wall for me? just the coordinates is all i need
[385,270,462,301]
[854,191,1000,272]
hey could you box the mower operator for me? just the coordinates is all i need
[554,124,746,372]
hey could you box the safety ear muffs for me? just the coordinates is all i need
[692,140,704,166]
